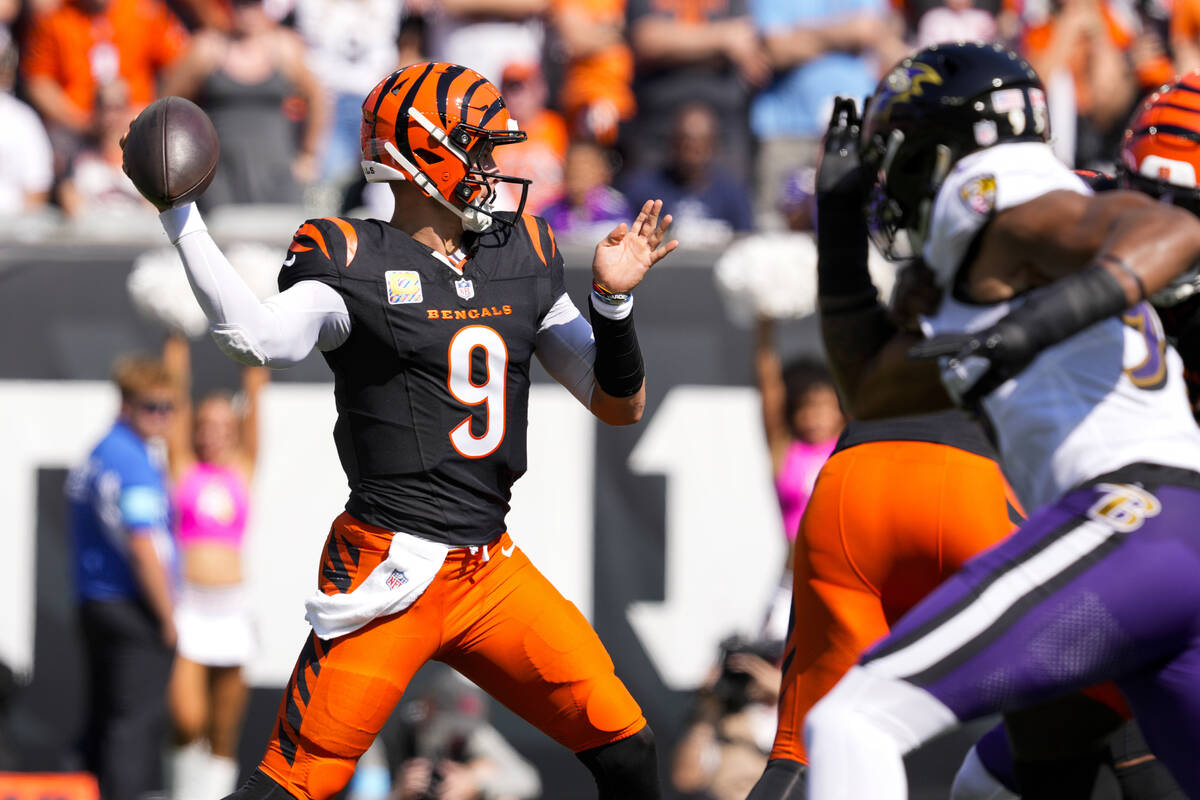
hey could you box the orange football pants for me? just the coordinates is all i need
[260,512,646,800]
[770,440,1021,764]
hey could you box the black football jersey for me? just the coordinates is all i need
[278,213,568,545]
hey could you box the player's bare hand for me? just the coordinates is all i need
[592,199,678,295]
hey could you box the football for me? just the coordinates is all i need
[122,96,220,210]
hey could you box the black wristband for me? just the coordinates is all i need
[590,303,645,398]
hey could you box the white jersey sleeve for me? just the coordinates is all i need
[534,292,597,407]
[159,204,351,367]
[923,142,1090,287]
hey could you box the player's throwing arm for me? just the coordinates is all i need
[121,97,351,368]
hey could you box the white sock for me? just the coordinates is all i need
[951,745,1021,800]
[171,741,211,800]
[206,754,240,800]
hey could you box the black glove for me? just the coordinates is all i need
[817,96,866,203]
[817,97,874,304]
[908,321,1037,409]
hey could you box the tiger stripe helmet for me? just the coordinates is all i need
[361,62,530,232]
[1120,71,1200,217]
[1121,71,1200,306]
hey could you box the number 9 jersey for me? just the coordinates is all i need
[279,212,573,546]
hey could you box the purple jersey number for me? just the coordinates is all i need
[1123,302,1168,390]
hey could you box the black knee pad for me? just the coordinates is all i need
[221,769,301,800]
[745,758,807,800]
[576,725,661,800]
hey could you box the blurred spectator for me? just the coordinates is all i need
[626,0,766,183]
[1125,0,1174,90]
[22,0,188,171]
[749,1,905,228]
[58,81,153,217]
[915,0,998,48]
[0,36,53,215]
[161,0,327,209]
[0,0,16,41]
[163,334,266,800]
[174,0,234,30]
[379,666,541,800]
[64,355,178,800]
[620,102,753,243]
[552,0,634,145]
[1021,0,1136,168]
[540,140,631,240]
[1169,0,1200,74]
[756,347,843,549]
[293,0,403,188]
[427,0,548,86]
[672,636,782,800]
[493,61,567,215]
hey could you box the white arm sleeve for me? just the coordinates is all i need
[534,292,597,407]
[160,204,351,367]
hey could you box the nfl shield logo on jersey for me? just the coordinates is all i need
[386,569,408,590]
[455,278,475,300]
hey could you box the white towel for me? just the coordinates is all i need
[304,531,450,640]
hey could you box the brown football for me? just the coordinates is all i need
[122,96,220,210]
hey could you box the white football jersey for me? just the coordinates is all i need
[920,142,1200,512]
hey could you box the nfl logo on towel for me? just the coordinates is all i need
[455,278,475,300]
[386,569,408,590]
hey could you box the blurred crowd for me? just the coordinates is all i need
[0,0,1193,240]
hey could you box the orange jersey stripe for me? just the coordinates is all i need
[521,214,547,267]
[324,217,359,267]
[293,223,330,260]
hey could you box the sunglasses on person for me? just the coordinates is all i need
[135,399,175,415]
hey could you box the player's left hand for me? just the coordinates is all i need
[592,199,678,295]
[909,320,1036,408]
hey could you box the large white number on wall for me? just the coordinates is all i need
[448,326,508,458]
[627,386,785,690]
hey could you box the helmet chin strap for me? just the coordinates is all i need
[382,141,495,232]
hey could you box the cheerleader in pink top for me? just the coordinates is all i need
[164,333,267,800]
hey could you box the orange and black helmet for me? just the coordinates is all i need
[1120,71,1200,217]
[361,62,530,232]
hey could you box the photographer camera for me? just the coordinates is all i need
[671,637,783,800]
[382,666,541,800]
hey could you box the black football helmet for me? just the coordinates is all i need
[860,42,1049,261]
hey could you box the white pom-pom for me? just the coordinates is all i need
[127,247,208,338]
[713,232,897,328]
[127,241,287,338]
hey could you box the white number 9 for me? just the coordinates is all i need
[448,326,508,458]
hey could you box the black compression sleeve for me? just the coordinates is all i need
[590,304,645,398]
[816,189,876,310]
[992,264,1130,358]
